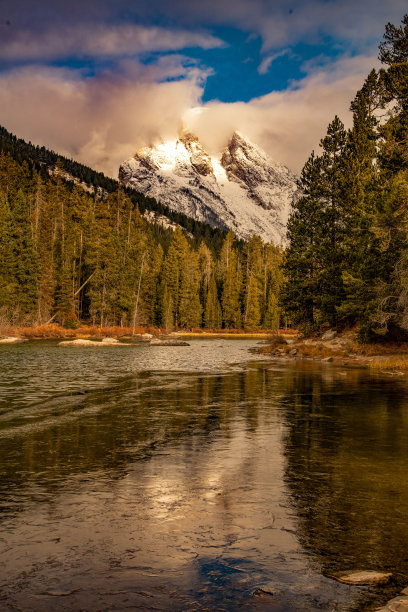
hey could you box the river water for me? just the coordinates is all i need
[1,339,408,611]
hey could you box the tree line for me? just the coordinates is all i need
[0,153,283,330]
[283,14,408,341]
[0,125,230,255]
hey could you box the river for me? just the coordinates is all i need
[0,339,408,611]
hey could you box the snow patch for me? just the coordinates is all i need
[119,132,298,244]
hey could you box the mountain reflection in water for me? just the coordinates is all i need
[0,340,407,611]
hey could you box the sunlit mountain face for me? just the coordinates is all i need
[119,130,298,244]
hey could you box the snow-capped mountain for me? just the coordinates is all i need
[119,131,298,243]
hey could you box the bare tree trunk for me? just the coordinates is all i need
[44,271,96,325]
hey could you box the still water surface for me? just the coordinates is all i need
[1,339,408,611]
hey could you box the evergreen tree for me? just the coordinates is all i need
[337,79,382,330]
[10,189,39,320]
[219,232,242,328]
[204,275,222,329]
[179,250,202,328]
[161,228,190,327]
[263,244,284,329]
[242,236,263,330]
[283,153,324,329]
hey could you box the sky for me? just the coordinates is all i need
[0,0,406,176]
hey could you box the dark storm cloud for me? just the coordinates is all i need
[2,0,407,54]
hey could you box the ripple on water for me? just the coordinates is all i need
[0,340,407,611]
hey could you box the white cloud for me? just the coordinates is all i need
[258,49,289,74]
[0,23,223,61]
[184,54,379,172]
[0,50,381,177]
[0,61,204,177]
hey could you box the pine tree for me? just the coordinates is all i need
[219,232,242,328]
[161,228,190,327]
[11,189,39,321]
[0,192,16,316]
[337,78,381,330]
[262,243,284,330]
[204,275,222,329]
[179,250,202,328]
[242,236,263,330]
[283,153,324,329]
[317,116,347,326]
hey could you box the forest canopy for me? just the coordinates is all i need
[283,14,408,341]
[0,139,283,330]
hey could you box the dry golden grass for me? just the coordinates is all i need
[189,327,298,335]
[352,342,408,356]
[2,323,164,339]
[367,356,408,370]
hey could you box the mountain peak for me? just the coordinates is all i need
[119,132,298,243]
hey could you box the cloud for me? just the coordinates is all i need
[258,49,289,74]
[106,0,408,52]
[184,54,379,172]
[0,60,204,177]
[2,0,407,54]
[0,23,223,62]
[0,50,379,178]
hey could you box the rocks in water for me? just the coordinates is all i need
[149,338,190,346]
[334,570,392,585]
[43,588,76,597]
[59,339,130,347]
[322,356,334,362]
[252,582,276,597]
[141,333,153,340]
[59,339,101,347]
[0,336,26,344]
[321,330,337,341]
[289,348,298,356]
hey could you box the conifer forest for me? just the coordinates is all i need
[284,14,408,341]
[0,138,283,330]
[1,14,408,340]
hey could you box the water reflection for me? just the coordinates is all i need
[1,344,408,610]
[281,366,408,608]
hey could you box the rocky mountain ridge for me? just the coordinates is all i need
[119,131,298,243]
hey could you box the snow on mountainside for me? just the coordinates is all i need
[119,131,298,244]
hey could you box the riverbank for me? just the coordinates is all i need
[257,329,408,372]
[0,323,298,342]
[170,330,298,340]
[0,323,162,340]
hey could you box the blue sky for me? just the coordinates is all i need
[0,0,406,175]
[155,29,349,103]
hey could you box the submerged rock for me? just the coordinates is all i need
[0,336,26,344]
[149,338,190,346]
[59,339,130,347]
[334,570,392,585]
[252,582,276,597]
